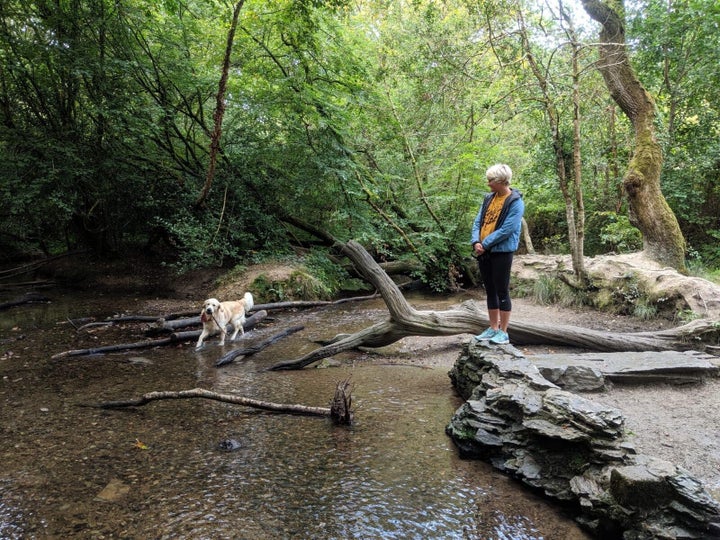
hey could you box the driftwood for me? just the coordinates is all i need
[269,240,720,370]
[51,336,180,359]
[77,316,160,332]
[0,292,50,311]
[253,296,381,310]
[150,310,267,334]
[89,384,354,425]
[152,296,378,334]
[51,311,269,359]
[90,387,331,416]
[330,378,354,425]
[215,325,304,367]
[66,295,378,337]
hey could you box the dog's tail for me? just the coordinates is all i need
[244,291,254,313]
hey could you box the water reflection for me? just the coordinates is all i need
[0,291,588,539]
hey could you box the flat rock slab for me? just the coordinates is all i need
[530,350,719,386]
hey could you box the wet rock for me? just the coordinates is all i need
[446,340,720,538]
[217,438,243,452]
[96,478,130,502]
[128,356,153,366]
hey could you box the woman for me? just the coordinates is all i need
[470,163,525,345]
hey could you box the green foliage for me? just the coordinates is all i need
[524,274,586,308]
[686,248,720,285]
[519,171,570,255]
[603,274,674,319]
[632,301,658,321]
[594,212,643,254]
[0,0,718,282]
[302,250,364,295]
[629,0,720,268]
[413,239,464,293]
[675,309,700,324]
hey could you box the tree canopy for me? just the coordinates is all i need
[1,0,718,287]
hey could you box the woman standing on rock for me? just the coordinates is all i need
[470,164,525,345]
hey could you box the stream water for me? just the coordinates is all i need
[0,290,590,539]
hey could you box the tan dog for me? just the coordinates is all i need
[196,292,254,349]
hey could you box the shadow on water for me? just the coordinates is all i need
[0,290,591,539]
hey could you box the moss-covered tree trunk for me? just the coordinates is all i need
[581,0,686,271]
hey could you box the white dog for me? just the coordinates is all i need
[196,292,254,349]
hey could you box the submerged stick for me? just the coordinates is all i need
[51,337,177,359]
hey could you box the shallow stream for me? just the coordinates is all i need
[0,290,590,539]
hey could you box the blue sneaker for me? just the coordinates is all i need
[474,327,497,341]
[489,330,510,345]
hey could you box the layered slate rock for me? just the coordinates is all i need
[533,350,719,391]
[446,340,720,538]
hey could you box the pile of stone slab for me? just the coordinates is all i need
[446,341,720,538]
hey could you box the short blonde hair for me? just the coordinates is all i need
[486,164,512,185]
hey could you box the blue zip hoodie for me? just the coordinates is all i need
[470,188,525,253]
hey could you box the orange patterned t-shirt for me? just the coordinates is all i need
[480,193,509,242]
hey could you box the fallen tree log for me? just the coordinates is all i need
[149,297,377,334]
[215,325,304,367]
[51,311,268,359]
[151,310,267,334]
[0,292,50,311]
[51,336,178,359]
[77,316,160,332]
[269,240,720,370]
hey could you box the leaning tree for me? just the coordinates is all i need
[580,0,686,271]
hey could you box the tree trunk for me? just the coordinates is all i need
[195,1,245,207]
[569,22,587,282]
[518,10,585,281]
[521,218,535,254]
[269,240,717,370]
[215,325,304,367]
[580,0,686,271]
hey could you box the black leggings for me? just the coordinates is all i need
[477,252,514,311]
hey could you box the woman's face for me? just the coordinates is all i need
[487,177,505,192]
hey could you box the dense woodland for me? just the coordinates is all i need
[1,0,718,291]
